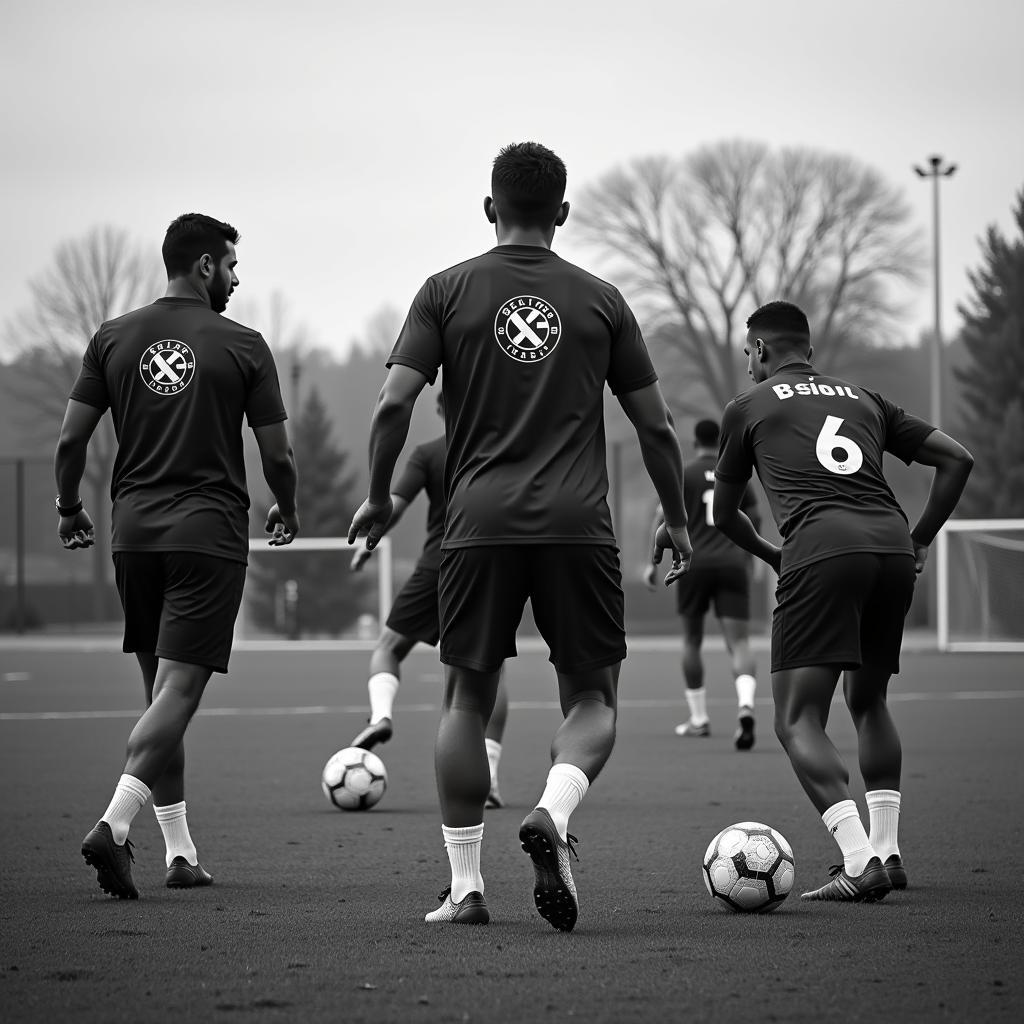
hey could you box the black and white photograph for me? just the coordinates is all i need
[1,2,1022,1021]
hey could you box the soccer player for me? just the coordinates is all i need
[54,213,299,899]
[644,418,761,748]
[349,392,510,808]
[712,300,973,902]
[349,142,691,930]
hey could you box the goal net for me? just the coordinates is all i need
[234,536,393,648]
[937,520,1024,652]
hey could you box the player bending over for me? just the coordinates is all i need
[713,300,973,902]
[349,142,691,929]
[644,418,761,748]
[349,392,510,807]
[55,213,299,899]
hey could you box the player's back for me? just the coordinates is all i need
[71,296,286,559]
[393,245,656,547]
[684,454,749,568]
[719,361,932,573]
[394,434,447,570]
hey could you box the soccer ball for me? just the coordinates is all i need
[702,821,795,913]
[321,747,387,811]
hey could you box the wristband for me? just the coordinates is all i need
[56,497,83,517]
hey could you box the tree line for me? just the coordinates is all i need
[2,141,1021,634]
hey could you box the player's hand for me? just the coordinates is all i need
[58,508,95,550]
[265,503,299,546]
[913,542,929,575]
[350,545,372,572]
[767,544,782,575]
[642,562,658,590]
[653,522,693,586]
[348,497,393,551]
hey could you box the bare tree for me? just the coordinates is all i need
[1,226,162,614]
[574,141,925,413]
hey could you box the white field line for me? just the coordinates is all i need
[2,690,1023,721]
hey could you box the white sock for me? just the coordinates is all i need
[536,763,589,842]
[735,674,756,711]
[866,789,901,861]
[484,739,502,788]
[822,799,875,876]
[154,801,198,868]
[442,823,484,902]
[685,687,708,725]
[367,672,399,723]
[102,774,151,845]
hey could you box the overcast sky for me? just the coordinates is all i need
[2,0,1021,359]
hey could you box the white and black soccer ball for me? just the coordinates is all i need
[702,821,795,913]
[321,747,388,811]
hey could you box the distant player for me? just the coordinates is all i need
[644,418,760,748]
[349,142,691,929]
[54,213,299,899]
[349,391,510,808]
[713,300,973,902]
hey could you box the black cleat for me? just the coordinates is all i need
[884,853,907,890]
[165,857,214,888]
[81,821,139,900]
[350,717,392,750]
[519,808,579,932]
[734,711,755,750]
[424,886,489,924]
[800,856,892,902]
[485,782,504,809]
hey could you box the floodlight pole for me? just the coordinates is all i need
[913,155,957,429]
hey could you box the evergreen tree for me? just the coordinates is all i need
[249,386,370,636]
[954,190,1024,516]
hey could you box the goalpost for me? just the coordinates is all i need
[936,519,1024,652]
[235,536,393,647]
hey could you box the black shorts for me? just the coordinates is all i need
[675,563,750,620]
[385,563,440,646]
[113,551,246,673]
[439,545,626,673]
[771,552,916,674]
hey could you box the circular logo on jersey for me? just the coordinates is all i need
[494,295,562,363]
[139,340,196,395]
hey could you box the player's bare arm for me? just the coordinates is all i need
[642,503,664,589]
[712,478,781,573]
[54,399,104,550]
[617,384,692,583]
[350,494,411,570]
[349,364,429,550]
[907,429,975,573]
[253,421,299,545]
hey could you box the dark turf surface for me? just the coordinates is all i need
[1,644,1021,1023]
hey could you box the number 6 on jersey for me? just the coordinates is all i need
[815,415,863,475]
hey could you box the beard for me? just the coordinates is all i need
[210,278,231,314]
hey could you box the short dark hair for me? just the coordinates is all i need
[491,142,567,229]
[162,213,240,277]
[694,418,719,447]
[746,300,810,344]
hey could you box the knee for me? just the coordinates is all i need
[773,714,790,749]
[377,628,412,660]
[561,692,614,716]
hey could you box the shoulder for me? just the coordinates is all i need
[426,251,495,285]
[214,312,266,345]
[557,256,631,306]
[722,388,755,420]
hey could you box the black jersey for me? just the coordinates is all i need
[716,361,933,575]
[69,296,286,563]
[387,244,657,548]
[392,434,446,571]
[683,454,759,569]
